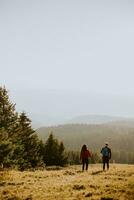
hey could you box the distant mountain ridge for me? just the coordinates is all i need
[32,114,134,128]
[11,89,134,128]
[68,114,127,124]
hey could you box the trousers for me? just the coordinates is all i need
[82,158,89,171]
[102,156,109,170]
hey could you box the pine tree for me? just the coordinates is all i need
[0,86,17,137]
[0,129,13,167]
[58,142,68,166]
[0,86,44,169]
[44,133,67,166]
[14,112,43,169]
[44,133,58,166]
[0,86,17,167]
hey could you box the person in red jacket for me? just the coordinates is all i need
[80,144,92,171]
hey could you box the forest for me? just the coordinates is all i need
[37,118,134,164]
[0,86,67,169]
[0,86,134,171]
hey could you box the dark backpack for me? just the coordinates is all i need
[101,147,109,157]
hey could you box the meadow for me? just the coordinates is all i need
[0,164,134,200]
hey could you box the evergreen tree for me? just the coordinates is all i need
[0,86,44,169]
[0,86,17,137]
[13,112,43,169]
[44,133,67,166]
[44,133,59,166]
[58,142,68,166]
[0,86,17,167]
[38,140,45,160]
[0,129,13,167]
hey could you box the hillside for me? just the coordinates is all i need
[106,120,134,128]
[0,164,134,200]
[37,123,134,151]
[37,123,134,163]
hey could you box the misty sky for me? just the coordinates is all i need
[0,0,134,95]
[1,0,134,125]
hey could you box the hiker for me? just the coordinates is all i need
[80,144,92,171]
[101,143,111,171]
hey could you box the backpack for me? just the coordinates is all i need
[101,147,109,157]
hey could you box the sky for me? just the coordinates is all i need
[0,0,134,95]
[0,0,134,124]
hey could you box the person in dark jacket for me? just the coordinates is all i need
[80,144,92,171]
[101,143,111,171]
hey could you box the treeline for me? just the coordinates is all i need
[1,86,101,169]
[1,86,134,169]
[0,86,69,170]
[37,123,134,164]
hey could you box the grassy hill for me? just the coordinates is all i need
[0,164,134,200]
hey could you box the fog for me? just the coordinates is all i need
[10,89,134,126]
[0,0,134,125]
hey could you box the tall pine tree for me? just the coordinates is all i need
[0,86,17,167]
[0,129,13,167]
[0,86,44,169]
[44,133,67,166]
[58,142,68,166]
[14,112,43,169]
[0,86,17,136]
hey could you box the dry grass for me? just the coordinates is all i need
[0,164,134,200]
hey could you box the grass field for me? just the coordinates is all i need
[0,164,134,200]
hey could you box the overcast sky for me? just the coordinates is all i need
[0,0,134,96]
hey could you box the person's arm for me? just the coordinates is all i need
[109,148,111,159]
[88,150,92,157]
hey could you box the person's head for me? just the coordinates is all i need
[105,142,108,147]
[82,144,87,151]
